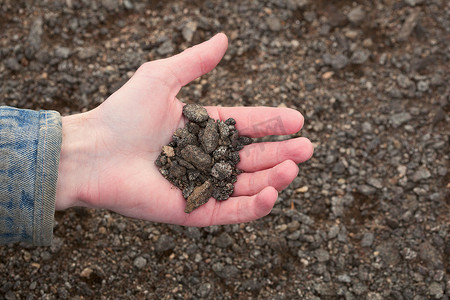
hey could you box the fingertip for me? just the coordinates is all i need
[272,160,299,191]
[201,32,228,70]
[298,112,305,132]
[280,160,300,183]
[214,32,229,47]
[278,107,304,134]
[284,159,300,173]
[288,108,304,133]
[255,186,278,218]
[291,137,314,163]
[301,137,314,161]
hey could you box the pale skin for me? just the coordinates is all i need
[55,33,314,226]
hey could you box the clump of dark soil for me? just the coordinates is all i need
[155,104,252,213]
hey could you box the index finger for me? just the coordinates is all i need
[206,106,304,137]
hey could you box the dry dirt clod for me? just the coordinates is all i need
[211,162,233,180]
[201,119,219,153]
[180,145,213,172]
[184,180,213,213]
[182,103,209,123]
[162,145,175,157]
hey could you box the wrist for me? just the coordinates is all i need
[55,112,95,210]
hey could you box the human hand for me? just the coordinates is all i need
[56,33,313,226]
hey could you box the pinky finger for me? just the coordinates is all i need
[209,186,278,225]
[233,160,299,196]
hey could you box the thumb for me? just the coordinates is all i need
[133,33,228,91]
[163,33,228,86]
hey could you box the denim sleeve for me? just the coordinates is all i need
[0,106,62,246]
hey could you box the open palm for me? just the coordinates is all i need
[56,34,313,226]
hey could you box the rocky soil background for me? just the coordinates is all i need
[1,0,449,299]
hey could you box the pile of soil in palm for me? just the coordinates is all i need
[155,104,252,213]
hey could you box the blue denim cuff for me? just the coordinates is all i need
[0,106,62,246]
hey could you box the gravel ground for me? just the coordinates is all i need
[1,0,449,299]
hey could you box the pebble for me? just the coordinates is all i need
[215,232,234,248]
[397,74,414,89]
[328,224,340,239]
[290,211,314,225]
[379,53,388,65]
[182,21,197,42]
[323,54,349,70]
[276,224,288,232]
[345,30,359,39]
[58,288,69,299]
[157,40,175,56]
[367,177,383,189]
[102,0,120,10]
[287,220,300,232]
[287,231,301,240]
[428,282,443,298]
[430,74,444,86]
[4,291,15,300]
[350,49,370,64]
[398,11,420,41]
[357,184,376,196]
[417,80,429,92]
[390,112,412,127]
[347,6,366,24]
[214,264,239,280]
[411,167,431,182]
[376,241,400,266]
[197,283,212,297]
[123,0,133,9]
[404,0,424,7]
[80,267,93,278]
[133,256,147,269]
[155,234,176,252]
[337,274,352,283]
[361,122,372,134]
[367,292,383,300]
[241,279,262,292]
[353,282,368,296]
[55,46,71,59]
[361,232,374,247]
[296,186,309,193]
[266,16,282,32]
[331,197,344,217]
[362,38,374,48]
[322,71,334,79]
[78,47,97,60]
[314,283,336,296]
[28,17,43,52]
[314,249,330,262]
[4,58,21,72]
[402,248,418,260]
[419,242,443,268]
